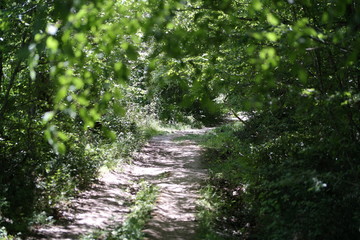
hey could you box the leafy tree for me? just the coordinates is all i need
[1,0,359,238]
[172,0,360,239]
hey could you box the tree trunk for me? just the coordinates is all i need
[0,62,21,120]
[0,1,4,93]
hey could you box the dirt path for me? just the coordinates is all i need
[133,128,209,239]
[31,171,134,239]
[30,128,209,239]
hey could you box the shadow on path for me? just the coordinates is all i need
[29,128,210,240]
[130,128,210,240]
[29,171,133,240]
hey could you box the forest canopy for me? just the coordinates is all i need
[1,0,359,239]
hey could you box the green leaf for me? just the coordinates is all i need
[57,131,68,141]
[105,129,117,140]
[114,62,123,71]
[44,128,52,143]
[73,77,85,89]
[265,32,278,42]
[46,36,59,51]
[298,69,308,83]
[35,33,45,42]
[166,23,175,29]
[55,87,67,103]
[301,88,316,96]
[114,103,126,116]
[59,76,71,85]
[77,96,90,106]
[267,13,279,26]
[102,92,112,102]
[89,108,101,121]
[43,111,55,123]
[252,32,263,40]
[75,33,87,43]
[252,0,263,11]
[114,62,129,82]
[57,142,66,155]
[321,12,329,23]
[126,45,139,60]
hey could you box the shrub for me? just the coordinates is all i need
[200,109,360,239]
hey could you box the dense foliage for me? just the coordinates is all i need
[0,0,160,233]
[159,0,359,239]
[1,0,359,238]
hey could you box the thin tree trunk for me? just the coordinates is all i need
[231,109,247,125]
[0,1,4,93]
[0,62,21,120]
[313,49,325,94]
[0,51,3,93]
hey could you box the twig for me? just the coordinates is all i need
[231,109,247,125]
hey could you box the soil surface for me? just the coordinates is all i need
[30,128,209,240]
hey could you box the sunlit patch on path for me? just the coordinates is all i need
[29,171,133,239]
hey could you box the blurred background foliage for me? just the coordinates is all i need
[0,0,359,238]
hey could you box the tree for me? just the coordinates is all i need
[1,0,359,238]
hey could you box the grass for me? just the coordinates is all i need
[140,118,198,135]
[195,185,226,240]
[80,181,158,240]
[173,133,209,143]
[179,122,248,239]
[0,227,21,240]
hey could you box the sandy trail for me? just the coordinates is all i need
[30,171,134,239]
[30,128,208,239]
[132,128,209,239]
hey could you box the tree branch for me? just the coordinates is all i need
[231,109,247,125]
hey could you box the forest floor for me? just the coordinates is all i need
[30,128,210,240]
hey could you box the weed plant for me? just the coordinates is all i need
[81,181,158,240]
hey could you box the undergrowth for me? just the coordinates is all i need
[0,226,21,240]
[194,122,253,240]
[197,110,360,239]
[196,185,227,240]
[0,110,164,236]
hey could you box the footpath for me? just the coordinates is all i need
[31,129,209,240]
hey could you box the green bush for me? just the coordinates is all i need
[200,110,360,239]
[0,108,159,235]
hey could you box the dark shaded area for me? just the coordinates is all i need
[201,107,360,239]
